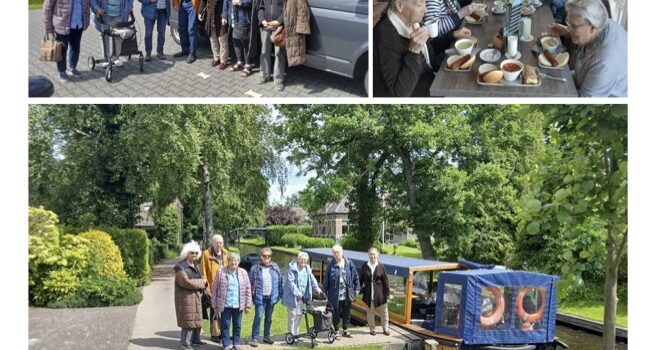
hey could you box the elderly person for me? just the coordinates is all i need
[199,234,229,342]
[90,0,134,67]
[199,0,229,68]
[43,0,91,82]
[174,241,209,349]
[172,0,200,63]
[373,0,472,97]
[422,0,477,35]
[222,0,254,75]
[282,252,323,340]
[248,248,283,347]
[212,253,252,350]
[547,0,626,97]
[255,0,286,90]
[138,0,170,61]
[323,245,360,337]
[550,0,611,24]
[360,247,390,336]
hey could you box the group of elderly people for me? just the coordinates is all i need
[373,0,627,97]
[174,236,392,349]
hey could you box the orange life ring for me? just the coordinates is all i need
[515,287,546,324]
[479,286,505,328]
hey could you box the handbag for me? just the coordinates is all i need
[270,25,285,48]
[39,33,63,62]
[201,288,212,309]
[210,312,221,337]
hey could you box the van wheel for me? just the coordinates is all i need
[171,27,181,45]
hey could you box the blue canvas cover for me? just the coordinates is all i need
[434,269,559,345]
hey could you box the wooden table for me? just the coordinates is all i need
[429,0,578,97]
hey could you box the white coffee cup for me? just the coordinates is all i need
[493,0,505,11]
[541,36,560,53]
[455,38,474,56]
[424,18,439,38]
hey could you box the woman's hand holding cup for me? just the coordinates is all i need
[408,26,429,54]
[453,27,472,40]
[459,3,477,18]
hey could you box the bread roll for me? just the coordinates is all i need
[556,52,569,67]
[451,54,471,70]
[522,64,538,84]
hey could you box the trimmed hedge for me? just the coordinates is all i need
[280,233,335,249]
[104,228,152,286]
[79,230,126,278]
[267,225,311,246]
[48,276,143,308]
[341,234,387,253]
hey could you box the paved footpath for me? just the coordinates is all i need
[28,4,365,98]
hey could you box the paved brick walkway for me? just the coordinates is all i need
[29,5,366,98]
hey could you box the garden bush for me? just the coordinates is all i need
[48,276,143,308]
[104,228,151,285]
[150,237,173,265]
[400,239,419,248]
[267,225,311,246]
[341,234,386,253]
[79,230,126,278]
[155,206,181,249]
[280,233,334,249]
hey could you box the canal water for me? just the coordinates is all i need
[237,243,627,349]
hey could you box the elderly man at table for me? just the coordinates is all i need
[548,0,626,97]
[373,0,471,97]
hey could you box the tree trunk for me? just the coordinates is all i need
[603,227,618,350]
[354,174,377,247]
[398,146,435,259]
[199,161,214,249]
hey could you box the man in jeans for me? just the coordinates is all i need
[257,0,285,91]
[139,0,170,61]
[247,248,282,347]
[172,0,200,63]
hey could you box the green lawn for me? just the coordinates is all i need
[559,301,628,328]
[29,0,44,10]
[392,245,423,259]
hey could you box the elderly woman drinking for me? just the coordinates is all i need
[199,234,229,342]
[212,253,252,350]
[282,252,323,341]
[373,0,472,97]
[323,245,360,337]
[360,247,391,336]
[547,0,627,97]
[174,241,208,349]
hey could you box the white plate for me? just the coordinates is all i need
[521,6,535,15]
[537,52,568,69]
[480,48,501,63]
[504,51,522,60]
[532,0,543,7]
[478,63,498,75]
[520,34,534,42]
[492,6,507,14]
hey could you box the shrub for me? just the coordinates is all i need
[48,276,143,308]
[29,206,59,244]
[155,206,181,249]
[150,238,169,265]
[58,225,89,236]
[280,233,335,249]
[79,230,126,278]
[341,234,386,253]
[400,239,419,248]
[267,225,312,246]
[104,228,151,285]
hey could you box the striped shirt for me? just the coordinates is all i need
[157,0,167,10]
[423,0,462,35]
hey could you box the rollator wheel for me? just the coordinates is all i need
[88,56,95,70]
[105,66,113,82]
[311,336,315,348]
[128,55,132,61]
[138,55,144,73]
[285,333,295,345]
[309,327,318,339]
[327,330,336,344]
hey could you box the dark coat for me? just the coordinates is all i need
[199,0,225,36]
[373,13,454,97]
[174,260,207,329]
[360,262,390,308]
[323,258,360,308]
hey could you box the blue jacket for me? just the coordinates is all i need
[221,0,252,28]
[90,0,134,31]
[323,257,360,307]
[249,262,283,305]
[138,0,170,21]
[282,260,322,309]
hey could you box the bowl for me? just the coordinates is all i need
[480,48,501,62]
[541,36,560,53]
[455,39,475,56]
[500,59,523,82]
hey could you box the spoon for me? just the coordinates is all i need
[539,73,567,82]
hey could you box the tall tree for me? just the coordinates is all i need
[119,105,280,247]
[519,105,627,350]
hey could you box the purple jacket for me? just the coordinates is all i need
[43,0,92,34]
[211,267,252,312]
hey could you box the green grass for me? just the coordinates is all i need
[558,300,628,328]
[390,245,423,259]
[29,0,44,10]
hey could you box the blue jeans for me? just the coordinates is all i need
[178,0,197,55]
[144,9,167,55]
[221,307,242,347]
[252,298,274,341]
[55,28,83,73]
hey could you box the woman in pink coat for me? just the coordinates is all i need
[212,253,252,350]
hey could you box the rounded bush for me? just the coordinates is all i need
[79,230,126,278]
[280,233,335,248]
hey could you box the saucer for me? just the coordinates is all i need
[504,51,522,60]
[520,34,534,42]
[521,7,536,15]
[492,6,507,14]
[532,0,543,7]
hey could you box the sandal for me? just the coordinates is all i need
[241,65,252,76]
[228,62,243,71]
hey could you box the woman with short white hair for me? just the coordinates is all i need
[323,245,360,337]
[282,251,323,340]
[360,247,391,336]
[174,241,208,349]
[199,233,229,342]
[547,0,627,97]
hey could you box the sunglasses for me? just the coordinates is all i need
[189,251,199,255]
[261,254,272,258]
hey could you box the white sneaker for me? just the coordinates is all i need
[114,59,124,67]
[100,62,110,68]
